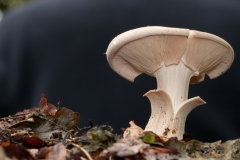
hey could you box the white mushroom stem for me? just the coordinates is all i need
[154,61,194,108]
[144,61,206,139]
[144,89,206,139]
[172,96,206,138]
[144,89,174,137]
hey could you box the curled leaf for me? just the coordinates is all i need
[39,94,58,116]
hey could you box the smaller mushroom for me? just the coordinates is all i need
[123,121,144,139]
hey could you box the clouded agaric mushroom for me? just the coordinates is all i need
[106,26,234,139]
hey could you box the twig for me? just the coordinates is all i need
[71,143,93,160]
[11,130,29,136]
[80,157,88,160]
[79,126,91,130]
[57,101,62,110]
[89,119,93,128]
[62,132,70,145]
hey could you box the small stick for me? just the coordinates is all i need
[57,101,62,110]
[71,143,93,160]
[89,119,93,128]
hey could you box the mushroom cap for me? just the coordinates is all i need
[106,26,234,84]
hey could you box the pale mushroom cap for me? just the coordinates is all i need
[106,26,234,83]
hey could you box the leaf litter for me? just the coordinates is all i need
[0,94,240,160]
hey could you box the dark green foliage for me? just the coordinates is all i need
[77,125,117,152]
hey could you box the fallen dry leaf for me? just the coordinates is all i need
[46,143,66,160]
[1,140,34,160]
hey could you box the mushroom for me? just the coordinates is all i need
[123,121,144,139]
[106,26,234,139]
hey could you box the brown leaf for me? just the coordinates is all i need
[22,136,45,149]
[55,107,80,130]
[39,94,58,116]
[46,143,66,160]
[9,110,78,141]
[35,147,52,159]
[2,141,34,160]
[90,149,103,160]
[1,140,11,147]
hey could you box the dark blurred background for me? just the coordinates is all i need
[0,0,239,142]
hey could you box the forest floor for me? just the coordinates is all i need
[0,95,239,160]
